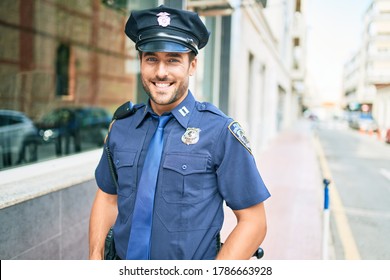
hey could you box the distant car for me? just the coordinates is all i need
[0,110,38,168]
[35,107,112,155]
[348,113,378,132]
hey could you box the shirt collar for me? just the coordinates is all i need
[135,91,196,129]
[171,91,196,129]
[134,103,154,128]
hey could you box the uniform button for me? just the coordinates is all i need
[182,164,187,170]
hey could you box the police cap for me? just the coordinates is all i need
[125,5,210,55]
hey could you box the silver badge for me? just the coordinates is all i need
[157,12,171,27]
[181,128,201,145]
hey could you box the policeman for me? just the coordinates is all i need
[89,5,270,260]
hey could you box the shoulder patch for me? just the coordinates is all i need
[228,121,252,154]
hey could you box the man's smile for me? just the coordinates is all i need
[153,82,174,89]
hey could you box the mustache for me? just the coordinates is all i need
[154,77,170,81]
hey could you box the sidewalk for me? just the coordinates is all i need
[221,119,325,259]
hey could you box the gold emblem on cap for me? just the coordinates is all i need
[181,127,201,145]
[157,12,171,27]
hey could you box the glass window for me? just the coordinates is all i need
[0,0,166,170]
[55,44,71,97]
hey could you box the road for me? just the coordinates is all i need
[315,121,390,259]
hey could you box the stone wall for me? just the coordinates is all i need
[0,179,97,260]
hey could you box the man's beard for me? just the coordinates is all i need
[141,75,189,106]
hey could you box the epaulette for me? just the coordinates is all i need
[112,101,144,120]
[196,101,227,118]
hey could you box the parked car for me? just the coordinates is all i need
[35,107,112,155]
[0,110,38,168]
[348,113,378,132]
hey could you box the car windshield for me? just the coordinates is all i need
[40,109,74,124]
[1,107,111,170]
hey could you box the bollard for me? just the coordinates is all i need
[322,178,331,259]
[323,179,330,210]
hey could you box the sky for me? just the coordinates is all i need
[306,0,372,104]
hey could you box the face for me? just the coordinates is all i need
[140,51,197,115]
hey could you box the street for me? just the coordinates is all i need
[316,121,390,259]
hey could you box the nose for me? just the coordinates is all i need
[156,62,168,79]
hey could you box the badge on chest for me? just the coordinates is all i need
[181,127,201,145]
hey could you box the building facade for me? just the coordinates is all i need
[264,0,308,123]
[190,0,308,155]
[342,0,390,137]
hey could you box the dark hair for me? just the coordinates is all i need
[188,51,196,62]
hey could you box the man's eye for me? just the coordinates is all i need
[146,57,157,62]
[168,59,180,63]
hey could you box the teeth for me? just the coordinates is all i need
[155,83,170,88]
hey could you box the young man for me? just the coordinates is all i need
[89,5,270,260]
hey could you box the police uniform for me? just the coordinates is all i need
[95,5,270,260]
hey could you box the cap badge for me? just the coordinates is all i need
[157,12,171,27]
[181,127,201,145]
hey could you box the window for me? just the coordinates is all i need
[295,0,301,12]
[292,38,301,70]
[0,0,215,171]
[0,1,136,170]
[55,44,71,97]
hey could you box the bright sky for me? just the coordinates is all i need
[306,0,372,104]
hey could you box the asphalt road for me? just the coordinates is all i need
[316,121,390,260]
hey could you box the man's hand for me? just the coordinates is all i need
[89,189,118,260]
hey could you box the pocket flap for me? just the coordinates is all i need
[115,150,137,168]
[163,153,208,175]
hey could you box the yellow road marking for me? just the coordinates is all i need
[312,134,361,260]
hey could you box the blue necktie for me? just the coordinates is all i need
[126,114,171,259]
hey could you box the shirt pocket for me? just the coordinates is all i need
[161,153,216,204]
[114,150,137,198]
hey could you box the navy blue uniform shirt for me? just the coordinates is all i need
[95,92,270,259]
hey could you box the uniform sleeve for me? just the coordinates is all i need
[216,120,270,210]
[95,139,118,195]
